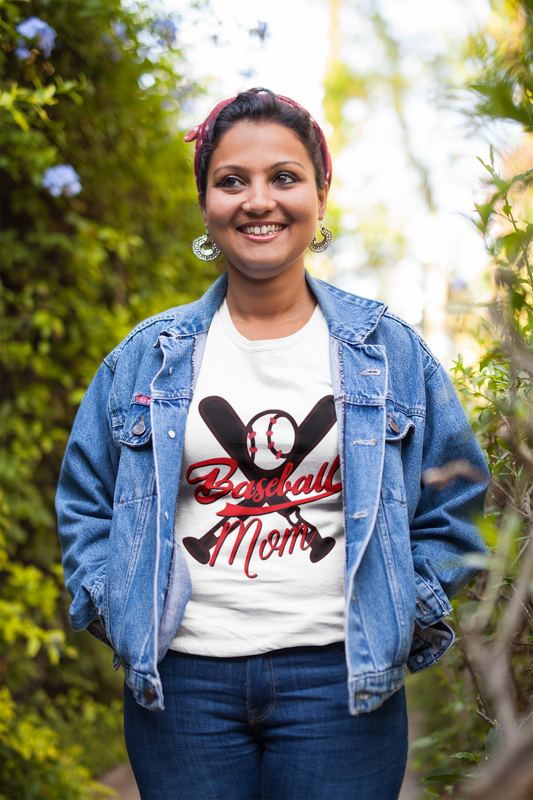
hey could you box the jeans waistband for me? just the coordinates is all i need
[166,641,345,662]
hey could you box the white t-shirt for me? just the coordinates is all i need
[170,300,345,656]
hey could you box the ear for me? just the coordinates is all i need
[317,182,329,220]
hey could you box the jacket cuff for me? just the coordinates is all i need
[123,663,165,712]
[414,571,453,627]
[69,572,105,631]
[407,619,455,673]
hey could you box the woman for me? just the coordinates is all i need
[56,88,489,800]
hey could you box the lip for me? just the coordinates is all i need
[237,223,287,242]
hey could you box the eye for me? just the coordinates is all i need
[274,172,298,185]
[216,175,244,188]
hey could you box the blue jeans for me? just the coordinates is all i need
[124,644,408,800]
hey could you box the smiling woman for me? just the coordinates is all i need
[203,121,327,303]
[56,88,490,800]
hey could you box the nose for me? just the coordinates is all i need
[241,180,276,215]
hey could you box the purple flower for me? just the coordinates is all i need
[111,21,127,41]
[16,17,57,58]
[249,21,268,42]
[170,83,196,100]
[42,165,82,198]
[14,43,31,59]
[153,17,178,46]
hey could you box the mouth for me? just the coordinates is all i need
[237,223,287,240]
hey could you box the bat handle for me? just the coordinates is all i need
[292,511,336,563]
[305,528,336,563]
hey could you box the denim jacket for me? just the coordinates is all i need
[56,272,489,715]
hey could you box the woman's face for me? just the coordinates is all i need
[201,121,328,282]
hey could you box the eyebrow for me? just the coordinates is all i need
[212,160,305,176]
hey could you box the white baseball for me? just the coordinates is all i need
[246,413,297,471]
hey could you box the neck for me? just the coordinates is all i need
[225,262,316,341]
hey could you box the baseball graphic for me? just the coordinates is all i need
[246,412,297,471]
[182,395,339,568]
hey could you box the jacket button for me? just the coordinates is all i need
[388,414,400,434]
[168,430,176,439]
[416,655,424,664]
[416,598,430,615]
[132,420,146,436]
[143,687,155,703]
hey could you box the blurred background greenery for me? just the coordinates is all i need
[0,0,532,798]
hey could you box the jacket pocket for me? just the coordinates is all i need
[119,404,152,448]
[382,402,416,519]
[385,402,415,442]
[115,404,156,505]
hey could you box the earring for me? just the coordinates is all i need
[309,222,333,253]
[192,229,221,261]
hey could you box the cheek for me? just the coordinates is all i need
[292,190,320,221]
[204,196,234,227]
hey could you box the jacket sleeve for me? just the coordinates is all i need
[56,362,119,644]
[407,363,490,671]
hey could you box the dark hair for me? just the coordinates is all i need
[197,88,326,197]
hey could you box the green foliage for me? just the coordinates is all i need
[409,163,532,794]
[0,686,114,800]
[406,4,533,795]
[465,0,533,132]
[0,0,216,795]
[323,57,370,152]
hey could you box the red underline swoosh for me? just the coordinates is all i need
[216,488,342,517]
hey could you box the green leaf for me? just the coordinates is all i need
[509,168,533,187]
[421,772,463,783]
[451,751,482,763]
[512,290,527,311]
[486,723,504,759]
[409,735,440,749]
[474,200,494,230]
[498,230,528,261]
[8,106,29,131]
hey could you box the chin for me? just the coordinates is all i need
[228,257,305,282]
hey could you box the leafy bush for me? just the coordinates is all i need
[0,0,216,796]
[407,3,533,796]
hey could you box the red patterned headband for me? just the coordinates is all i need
[185,90,332,192]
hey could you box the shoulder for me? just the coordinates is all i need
[103,305,186,373]
[102,273,229,373]
[310,274,440,383]
[374,311,439,383]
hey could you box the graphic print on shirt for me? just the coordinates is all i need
[182,394,342,577]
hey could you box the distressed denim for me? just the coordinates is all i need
[56,272,489,713]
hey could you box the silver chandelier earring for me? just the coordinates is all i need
[309,222,333,253]
[192,228,221,261]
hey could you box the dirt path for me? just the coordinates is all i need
[98,763,140,800]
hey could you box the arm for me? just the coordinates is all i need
[408,364,490,669]
[56,362,119,643]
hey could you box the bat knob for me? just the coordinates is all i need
[183,536,213,564]
[308,535,336,563]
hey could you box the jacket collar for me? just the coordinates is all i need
[306,273,387,344]
[162,273,229,338]
[162,271,387,345]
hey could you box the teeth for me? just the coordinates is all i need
[241,224,284,235]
